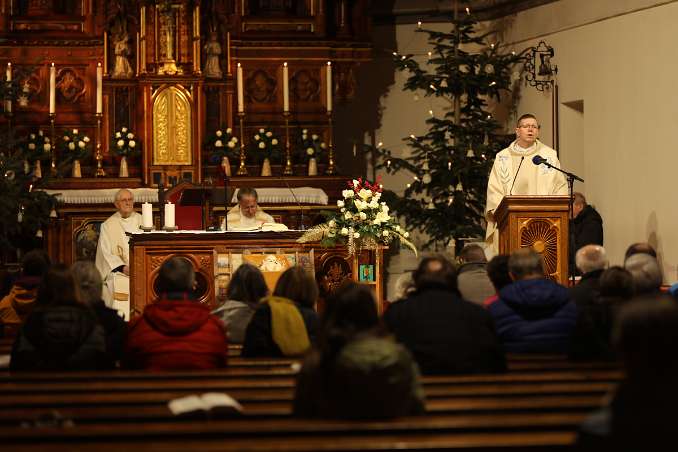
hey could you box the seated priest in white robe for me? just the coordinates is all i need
[485,114,567,256]
[95,189,142,317]
[221,187,274,230]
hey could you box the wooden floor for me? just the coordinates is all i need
[0,338,619,451]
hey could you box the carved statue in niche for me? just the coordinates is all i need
[203,30,223,79]
[56,68,85,104]
[112,32,134,78]
[246,70,276,103]
[158,0,180,75]
[290,69,319,102]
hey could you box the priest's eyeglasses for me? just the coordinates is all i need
[518,124,540,130]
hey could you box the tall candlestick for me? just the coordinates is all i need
[5,62,11,114]
[49,63,56,114]
[283,62,289,112]
[96,62,102,114]
[326,61,332,112]
[237,63,244,113]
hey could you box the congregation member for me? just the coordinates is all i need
[569,266,634,361]
[10,264,108,371]
[0,249,50,326]
[71,260,126,365]
[294,282,425,418]
[577,296,678,450]
[569,245,608,308]
[485,114,567,254]
[624,242,656,261]
[570,193,604,269]
[211,263,269,343]
[483,254,512,307]
[624,252,662,296]
[456,244,495,305]
[95,188,142,309]
[223,187,274,229]
[242,266,319,357]
[124,256,228,370]
[384,255,506,375]
[487,248,577,353]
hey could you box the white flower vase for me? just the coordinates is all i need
[261,157,272,176]
[119,156,129,177]
[34,160,42,179]
[71,159,82,178]
[308,157,318,176]
[221,156,232,177]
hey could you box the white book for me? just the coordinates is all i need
[168,393,244,417]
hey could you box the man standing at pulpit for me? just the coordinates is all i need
[95,189,142,311]
[484,114,567,255]
[223,187,274,230]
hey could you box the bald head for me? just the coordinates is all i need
[575,245,608,275]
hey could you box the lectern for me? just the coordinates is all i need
[494,195,570,285]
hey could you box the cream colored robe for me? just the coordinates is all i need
[95,211,142,314]
[485,140,567,256]
[221,205,274,230]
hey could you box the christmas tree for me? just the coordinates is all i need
[371,0,523,250]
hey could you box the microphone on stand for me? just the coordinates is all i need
[279,173,306,231]
[509,156,525,195]
[222,171,229,231]
[532,155,547,165]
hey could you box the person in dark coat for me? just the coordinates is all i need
[294,282,425,419]
[124,256,228,370]
[570,192,603,275]
[488,248,577,353]
[242,266,319,357]
[569,245,608,308]
[71,260,126,366]
[384,254,506,375]
[577,295,678,451]
[10,264,108,371]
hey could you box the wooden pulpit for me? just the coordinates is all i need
[494,195,570,284]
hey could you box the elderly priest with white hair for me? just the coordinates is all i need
[222,187,274,230]
[95,189,142,314]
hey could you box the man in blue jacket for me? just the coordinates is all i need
[487,248,577,353]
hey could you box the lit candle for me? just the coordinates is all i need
[96,62,102,114]
[237,63,244,113]
[5,62,11,114]
[141,202,153,228]
[282,62,289,112]
[164,202,175,229]
[326,61,332,112]
[49,63,56,114]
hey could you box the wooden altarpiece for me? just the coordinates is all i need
[494,195,570,285]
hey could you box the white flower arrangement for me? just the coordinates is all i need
[23,129,51,163]
[60,128,91,161]
[110,126,140,157]
[250,127,281,164]
[297,128,327,162]
[298,177,416,256]
[206,127,238,163]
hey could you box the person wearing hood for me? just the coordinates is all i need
[0,249,50,326]
[384,255,506,375]
[124,256,228,370]
[488,248,577,353]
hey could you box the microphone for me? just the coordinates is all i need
[532,155,547,165]
[509,156,524,195]
[279,173,306,231]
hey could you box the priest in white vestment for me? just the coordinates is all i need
[485,114,567,255]
[222,187,274,230]
[95,189,142,313]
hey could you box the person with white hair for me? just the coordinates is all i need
[624,252,662,295]
[95,189,142,312]
[570,244,608,308]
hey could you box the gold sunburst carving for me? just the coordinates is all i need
[520,219,559,278]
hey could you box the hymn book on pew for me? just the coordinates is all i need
[168,393,244,417]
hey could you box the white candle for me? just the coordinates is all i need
[282,62,289,112]
[49,63,56,114]
[96,62,103,114]
[5,63,11,114]
[326,61,332,112]
[237,63,244,113]
[141,202,153,228]
[164,202,175,229]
